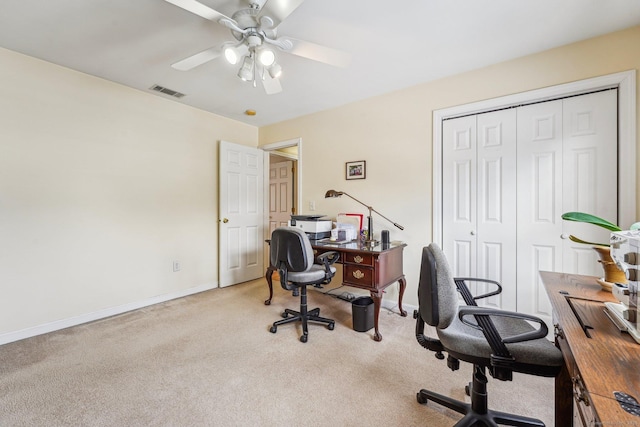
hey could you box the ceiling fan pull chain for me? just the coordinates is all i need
[252,55,257,87]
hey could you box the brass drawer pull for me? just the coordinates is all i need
[353,270,365,279]
[554,323,565,340]
[572,376,590,407]
[354,255,364,263]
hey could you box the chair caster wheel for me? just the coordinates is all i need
[300,334,308,343]
[465,384,470,396]
[328,323,335,330]
[281,312,288,318]
[270,326,277,333]
[416,392,428,404]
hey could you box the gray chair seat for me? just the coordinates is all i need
[439,313,564,369]
[287,264,337,285]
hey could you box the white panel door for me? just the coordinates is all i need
[517,90,618,321]
[516,99,564,321]
[442,115,477,282]
[269,160,293,237]
[442,109,517,310]
[219,141,264,287]
[476,109,517,310]
[561,90,618,274]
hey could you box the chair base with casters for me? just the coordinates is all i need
[417,365,545,427]
[414,244,563,427]
[268,227,339,343]
[269,284,335,343]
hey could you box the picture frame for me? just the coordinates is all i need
[345,160,366,180]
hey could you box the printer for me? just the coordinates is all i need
[608,230,640,344]
[288,215,332,240]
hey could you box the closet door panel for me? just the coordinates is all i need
[516,100,563,321]
[562,90,618,276]
[443,115,477,280]
[476,109,517,310]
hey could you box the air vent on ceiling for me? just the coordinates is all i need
[149,84,185,99]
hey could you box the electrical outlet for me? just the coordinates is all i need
[309,201,316,211]
[173,261,181,272]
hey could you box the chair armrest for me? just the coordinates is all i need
[316,251,339,270]
[458,306,549,343]
[414,310,445,355]
[454,277,502,301]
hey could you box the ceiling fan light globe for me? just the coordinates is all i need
[258,49,275,66]
[268,62,282,79]
[224,47,239,65]
[237,55,255,81]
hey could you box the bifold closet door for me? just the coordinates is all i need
[442,109,517,310]
[516,90,618,321]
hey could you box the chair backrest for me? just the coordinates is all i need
[418,244,460,330]
[270,227,314,273]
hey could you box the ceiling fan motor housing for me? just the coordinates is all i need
[230,8,276,42]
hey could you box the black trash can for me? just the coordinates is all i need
[351,296,374,332]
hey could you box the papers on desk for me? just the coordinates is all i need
[335,214,360,241]
[316,238,352,245]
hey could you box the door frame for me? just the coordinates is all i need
[433,70,637,245]
[261,137,302,238]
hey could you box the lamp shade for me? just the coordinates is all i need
[325,189,344,198]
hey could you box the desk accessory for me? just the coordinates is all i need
[608,230,640,344]
[324,189,403,247]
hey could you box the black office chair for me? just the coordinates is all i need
[268,227,339,343]
[414,243,564,426]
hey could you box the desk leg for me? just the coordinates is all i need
[371,290,383,342]
[265,266,275,305]
[555,355,573,427]
[397,276,408,317]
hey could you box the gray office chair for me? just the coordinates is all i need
[268,227,339,343]
[414,243,564,427]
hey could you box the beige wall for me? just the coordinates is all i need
[0,47,257,339]
[259,25,640,307]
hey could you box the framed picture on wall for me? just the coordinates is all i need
[345,160,366,180]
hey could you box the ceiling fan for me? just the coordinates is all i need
[164,0,351,94]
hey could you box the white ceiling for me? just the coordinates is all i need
[1,0,640,127]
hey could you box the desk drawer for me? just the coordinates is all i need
[344,264,375,289]
[556,331,598,427]
[344,253,374,266]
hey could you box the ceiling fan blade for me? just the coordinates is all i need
[281,37,351,68]
[261,72,282,95]
[171,46,222,71]
[258,0,305,28]
[164,0,232,22]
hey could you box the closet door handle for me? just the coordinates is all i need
[470,230,476,236]
[561,233,569,239]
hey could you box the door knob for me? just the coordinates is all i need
[470,230,476,236]
[561,233,569,239]
[222,218,229,223]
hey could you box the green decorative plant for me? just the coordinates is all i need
[561,212,640,247]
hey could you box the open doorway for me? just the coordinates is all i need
[262,138,302,261]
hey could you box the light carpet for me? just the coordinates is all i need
[0,279,555,426]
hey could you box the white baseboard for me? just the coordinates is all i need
[382,299,417,315]
[0,282,218,346]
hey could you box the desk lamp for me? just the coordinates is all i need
[324,189,404,246]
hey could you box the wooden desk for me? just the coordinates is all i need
[540,271,640,426]
[265,241,407,341]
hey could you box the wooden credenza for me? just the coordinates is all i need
[540,271,640,426]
